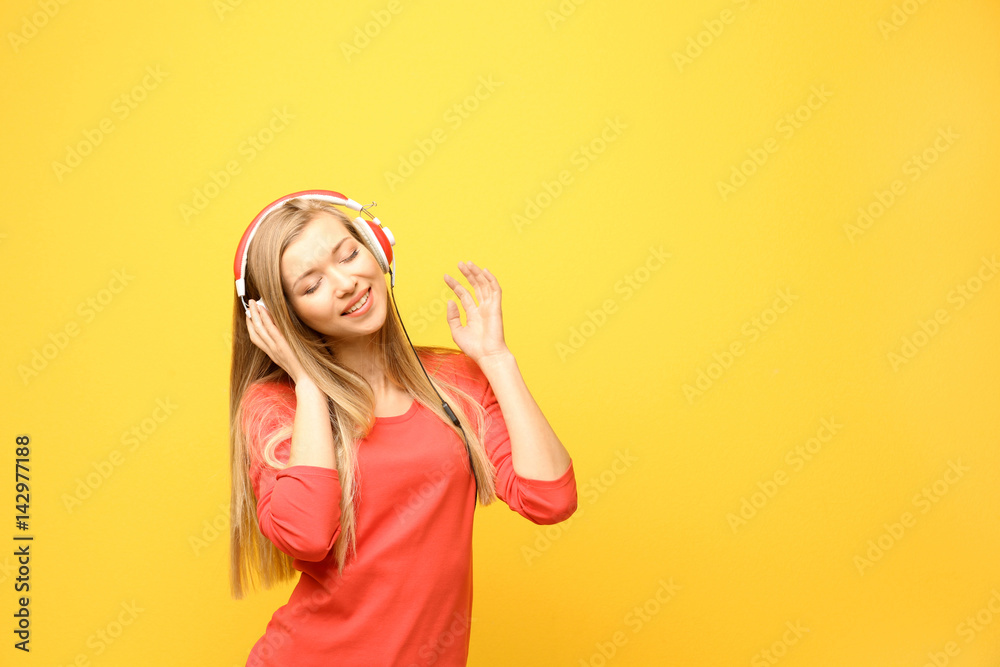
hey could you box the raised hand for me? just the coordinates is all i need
[443,261,510,365]
[245,300,309,385]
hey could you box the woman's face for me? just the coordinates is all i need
[279,211,387,343]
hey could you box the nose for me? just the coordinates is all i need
[327,267,357,296]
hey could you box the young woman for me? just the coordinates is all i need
[227,192,577,666]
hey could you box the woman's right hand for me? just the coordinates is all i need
[246,299,309,386]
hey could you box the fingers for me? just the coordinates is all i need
[245,300,302,380]
[445,299,463,330]
[246,300,278,352]
[444,261,503,324]
[456,261,500,303]
[444,272,478,312]
[482,267,500,294]
[459,261,486,300]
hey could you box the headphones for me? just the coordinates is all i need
[233,189,479,501]
[234,189,396,317]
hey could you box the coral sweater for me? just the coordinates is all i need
[241,351,577,667]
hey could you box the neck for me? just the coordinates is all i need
[327,334,394,395]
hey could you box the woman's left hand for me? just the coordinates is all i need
[444,261,510,365]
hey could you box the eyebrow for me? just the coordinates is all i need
[291,236,352,288]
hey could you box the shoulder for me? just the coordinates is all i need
[244,375,294,401]
[240,378,296,459]
[416,347,487,392]
[240,376,296,422]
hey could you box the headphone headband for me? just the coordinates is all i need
[233,189,395,312]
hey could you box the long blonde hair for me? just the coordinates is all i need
[228,197,498,600]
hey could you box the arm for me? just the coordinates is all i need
[244,382,342,561]
[477,351,572,481]
[443,262,571,479]
[442,261,576,523]
[287,379,337,469]
[456,354,577,525]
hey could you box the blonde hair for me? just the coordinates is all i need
[228,197,498,600]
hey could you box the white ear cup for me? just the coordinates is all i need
[353,216,390,273]
[244,299,268,317]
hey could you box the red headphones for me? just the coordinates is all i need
[233,189,396,315]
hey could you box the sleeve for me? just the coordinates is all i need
[454,354,578,525]
[242,383,343,562]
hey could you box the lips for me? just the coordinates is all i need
[342,287,371,315]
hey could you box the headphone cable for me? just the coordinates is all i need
[388,276,479,502]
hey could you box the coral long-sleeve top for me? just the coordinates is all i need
[241,351,577,667]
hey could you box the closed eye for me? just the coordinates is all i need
[304,248,360,295]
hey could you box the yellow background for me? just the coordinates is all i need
[2,0,999,665]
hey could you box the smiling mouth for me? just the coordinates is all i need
[342,288,371,315]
